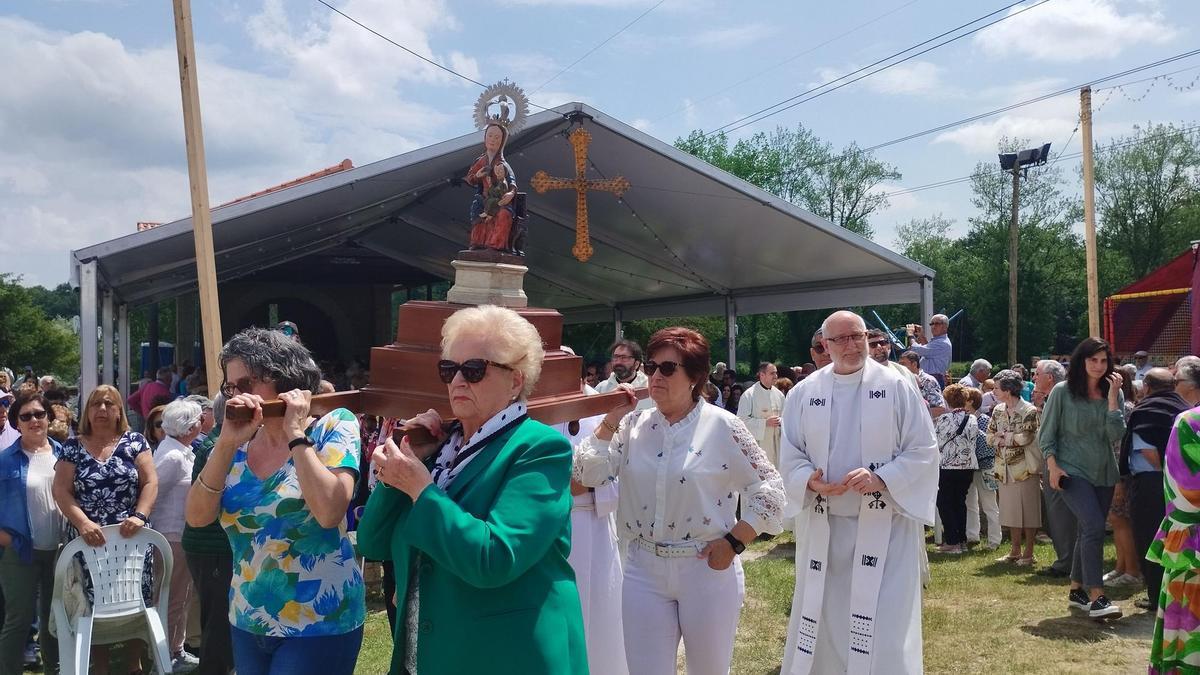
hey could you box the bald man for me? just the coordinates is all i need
[780,310,939,674]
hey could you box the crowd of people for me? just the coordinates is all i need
[1,310,1199,674]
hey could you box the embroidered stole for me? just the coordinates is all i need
[791,363,897,675]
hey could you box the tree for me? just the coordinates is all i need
[0,274,81,380]
[675,125,900,237]
[808,142,900,239]
[1093,123,1200,279]
[25,282,79,320]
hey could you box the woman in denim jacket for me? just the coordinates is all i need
[0,389,64,674]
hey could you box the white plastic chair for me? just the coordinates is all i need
[51,524,172,675]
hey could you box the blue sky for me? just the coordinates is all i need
[3,0,1198,287]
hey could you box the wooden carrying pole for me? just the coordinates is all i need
[1081,86,1101,337]
[172,0,224,394]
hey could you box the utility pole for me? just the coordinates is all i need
[172,0,224,394]
[1080,86,1101,337]
[1008,165,1020,367]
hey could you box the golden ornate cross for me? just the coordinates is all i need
[530,127,630,262]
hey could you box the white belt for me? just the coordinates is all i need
[632,537,704,558]
[571,491,595,511]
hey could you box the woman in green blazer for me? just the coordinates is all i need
[358,305,588,675]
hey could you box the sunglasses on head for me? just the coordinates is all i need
[437,359,513,384]
[18,410,48,422]
[643,360,683,377]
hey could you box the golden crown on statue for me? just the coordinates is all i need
[473,79,530,134]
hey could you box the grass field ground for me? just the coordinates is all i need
[352,532,1155,674]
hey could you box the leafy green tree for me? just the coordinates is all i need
[25,283,79,320]
[0,274,81,380]
[1093,123,1200,279]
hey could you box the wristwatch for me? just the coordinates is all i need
[723,532,746,555]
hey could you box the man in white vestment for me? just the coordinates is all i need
[738,362,786,469]
[780,311,939,675]
[868,329,919,391]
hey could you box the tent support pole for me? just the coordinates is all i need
[79,260,99,396]
[725,296,737,372]
[101,290,114,386]
[118,303,130,401]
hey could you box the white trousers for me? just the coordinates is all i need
[622,544,745,675]
[568,496,628,675]
[965,470,1001,545]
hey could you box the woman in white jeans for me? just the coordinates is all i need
[575,327,785,675]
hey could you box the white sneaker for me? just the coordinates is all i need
[1108,573,1143,587]
[1101,569,1123,583]
[172,652,200,672]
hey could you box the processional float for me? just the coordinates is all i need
[230,81,643,435]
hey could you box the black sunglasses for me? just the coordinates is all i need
[18,410,48,422]
[644,360,684,377]
[438,359,513,384]
[869,340,890,348]
[811,344,826,354]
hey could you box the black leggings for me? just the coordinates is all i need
[937,469,975,545]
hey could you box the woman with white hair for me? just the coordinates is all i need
[358,305,587,674]
[155,398,203,671]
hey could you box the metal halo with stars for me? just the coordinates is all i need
[473,80,530,135]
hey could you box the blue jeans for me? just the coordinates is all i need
[1057,475,1114,590]
[231,625,363,675]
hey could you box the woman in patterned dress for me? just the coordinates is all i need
[1148,404,1200,673]
[185,328,364,675]
[52,383,159,674]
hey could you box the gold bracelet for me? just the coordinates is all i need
[196,473,223,495]
[600,418,619,434]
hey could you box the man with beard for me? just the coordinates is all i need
[595,339,654,411]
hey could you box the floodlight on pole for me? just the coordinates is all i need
[997,142,1051,367]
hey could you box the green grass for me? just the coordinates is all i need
[351,534,1155,674]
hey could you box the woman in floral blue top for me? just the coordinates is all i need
[52,383,159,673]
[185,328,364,675]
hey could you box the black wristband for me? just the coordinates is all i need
[724,532,746,555]
[288,437,313,452]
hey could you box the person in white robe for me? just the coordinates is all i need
[556,401,629,675]
[780,311,939,675]
[737,362,786,469]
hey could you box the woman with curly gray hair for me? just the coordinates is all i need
[987,369,1043,566]
[185,327,365,674]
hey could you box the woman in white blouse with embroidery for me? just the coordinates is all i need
[576,327,785,675]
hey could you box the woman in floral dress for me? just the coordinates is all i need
[1147,405,1200,673]
[53,383,159,673]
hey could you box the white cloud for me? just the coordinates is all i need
[0,4,473,286]
[688,23,774,49]
[973,0,1175,62]
[629,118,653,132]
[932,113,1077,155]
[814,60,945,96]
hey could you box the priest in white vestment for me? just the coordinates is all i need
[557,411,628,675]
[596,339,655,411]
[779,311,939,675]
[737,362,786,469]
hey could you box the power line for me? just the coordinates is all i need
[314,0,553,110]
[656,0,923,123]
[708,0,1052,136]
[531,0,667,95]
[764,48,1200,174]
[879,123,1200,199]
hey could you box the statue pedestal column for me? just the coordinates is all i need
[445,250,528,308]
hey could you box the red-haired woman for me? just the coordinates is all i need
[576,327,785,675]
